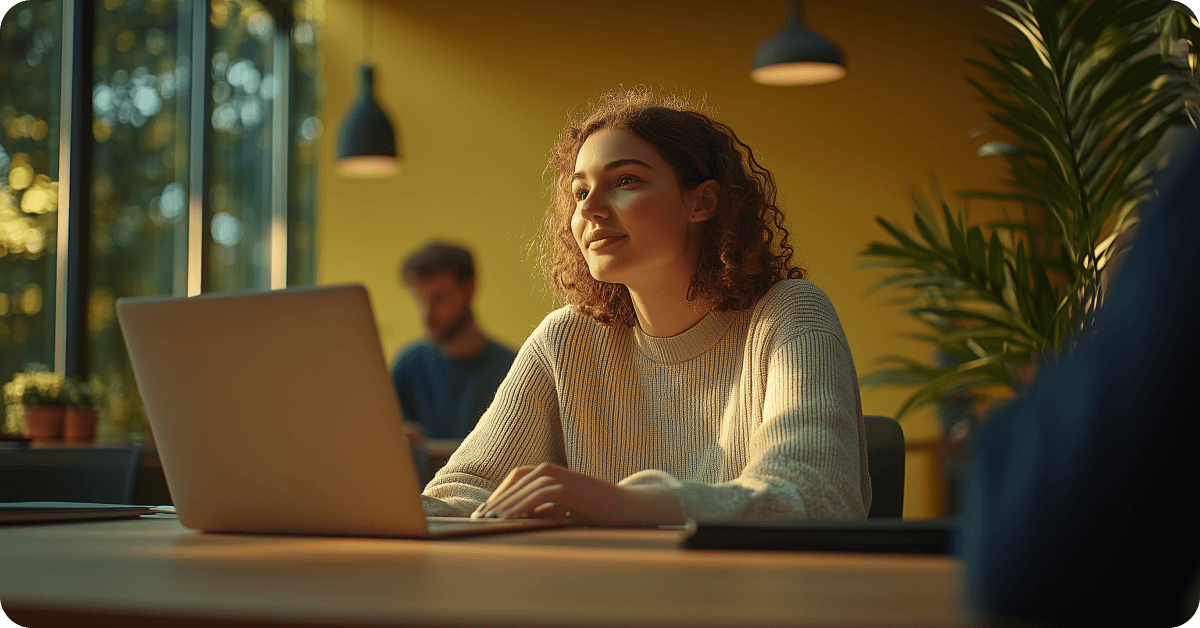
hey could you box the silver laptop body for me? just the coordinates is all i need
[117,283,559,538]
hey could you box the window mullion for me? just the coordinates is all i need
[269,10,292,290]
[187,0,213,296]
[54,0,94,378]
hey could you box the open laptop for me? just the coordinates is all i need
[117,283,565,538]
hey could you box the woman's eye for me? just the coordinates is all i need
[574,188,588,201]
[617,175,637,186]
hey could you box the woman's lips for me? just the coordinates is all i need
[588,235,627,251]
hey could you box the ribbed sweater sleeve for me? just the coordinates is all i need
[423,279,871,521]
[421,341,565,516]
[625,330,869,519]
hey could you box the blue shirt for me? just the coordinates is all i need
[390,339,516,439]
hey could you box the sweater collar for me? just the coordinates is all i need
[632,308,738,364]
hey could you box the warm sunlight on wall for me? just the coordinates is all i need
[318,0,1012,519]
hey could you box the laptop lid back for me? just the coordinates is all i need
[117,284,428,537]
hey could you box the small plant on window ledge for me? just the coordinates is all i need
[2,370,69,439]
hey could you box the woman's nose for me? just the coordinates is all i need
[579,191,610,222]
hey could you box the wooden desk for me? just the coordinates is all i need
[0,517,972,628]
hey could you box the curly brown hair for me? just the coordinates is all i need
[540,88,805,327]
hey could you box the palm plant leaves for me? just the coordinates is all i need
[860,0,1198,420]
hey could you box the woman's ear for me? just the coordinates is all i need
[687,180,721,222]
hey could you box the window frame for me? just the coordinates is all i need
[52,0,306,379]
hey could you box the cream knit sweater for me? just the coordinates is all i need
[422,279,872,521]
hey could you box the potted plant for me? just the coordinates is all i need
[2,371,69,443]
[858,0,1198,509]
[63,377,102,444]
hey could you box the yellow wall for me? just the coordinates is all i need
[318,0,1011,518]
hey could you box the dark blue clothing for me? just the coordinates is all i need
[390,339,516,439]
[962,135,1200,627]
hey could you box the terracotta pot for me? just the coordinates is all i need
[22,406,65,443]
[64,408,99,443]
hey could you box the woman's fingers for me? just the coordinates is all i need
[473,463,602,521]
[494,465,536,496]
[471,463,669,526]
[495,482,565,519]
[488,474,558,517]
[472,465,536,518]
[530,503,571,520]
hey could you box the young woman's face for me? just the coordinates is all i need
[570,128,704,287]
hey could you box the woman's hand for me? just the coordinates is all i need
[470,463,685,527]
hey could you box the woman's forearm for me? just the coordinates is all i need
[620,485,687,526]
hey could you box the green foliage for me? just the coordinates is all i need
[3,371,68,408]
[63,377,101,410]
[861,0,1199,420]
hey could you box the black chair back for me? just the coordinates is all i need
[863,415,905,518]
[0,447,141,504]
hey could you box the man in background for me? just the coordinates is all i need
[392,242,516,444]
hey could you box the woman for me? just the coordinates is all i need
[421,89,871,525]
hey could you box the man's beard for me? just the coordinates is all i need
[434,306,473,345]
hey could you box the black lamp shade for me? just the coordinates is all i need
[751,7,846,85]
[337,65,399,176]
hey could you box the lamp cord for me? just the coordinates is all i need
[788,0,802,24]
[363,0,372,64]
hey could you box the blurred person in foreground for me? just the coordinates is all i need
[962,133,1200,627]
[391,242,516,444]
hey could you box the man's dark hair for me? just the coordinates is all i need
[400,241,475,285]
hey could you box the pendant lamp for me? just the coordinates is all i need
[337,0,399,176]
[751,0,846,86]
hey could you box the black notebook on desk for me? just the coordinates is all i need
[683,518,957,554]
[0,502,158,525]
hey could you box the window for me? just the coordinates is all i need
[1,0,321,441]
[0,0,61,432]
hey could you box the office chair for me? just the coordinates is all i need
[863,415,905,518]
[0,446,141,504]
